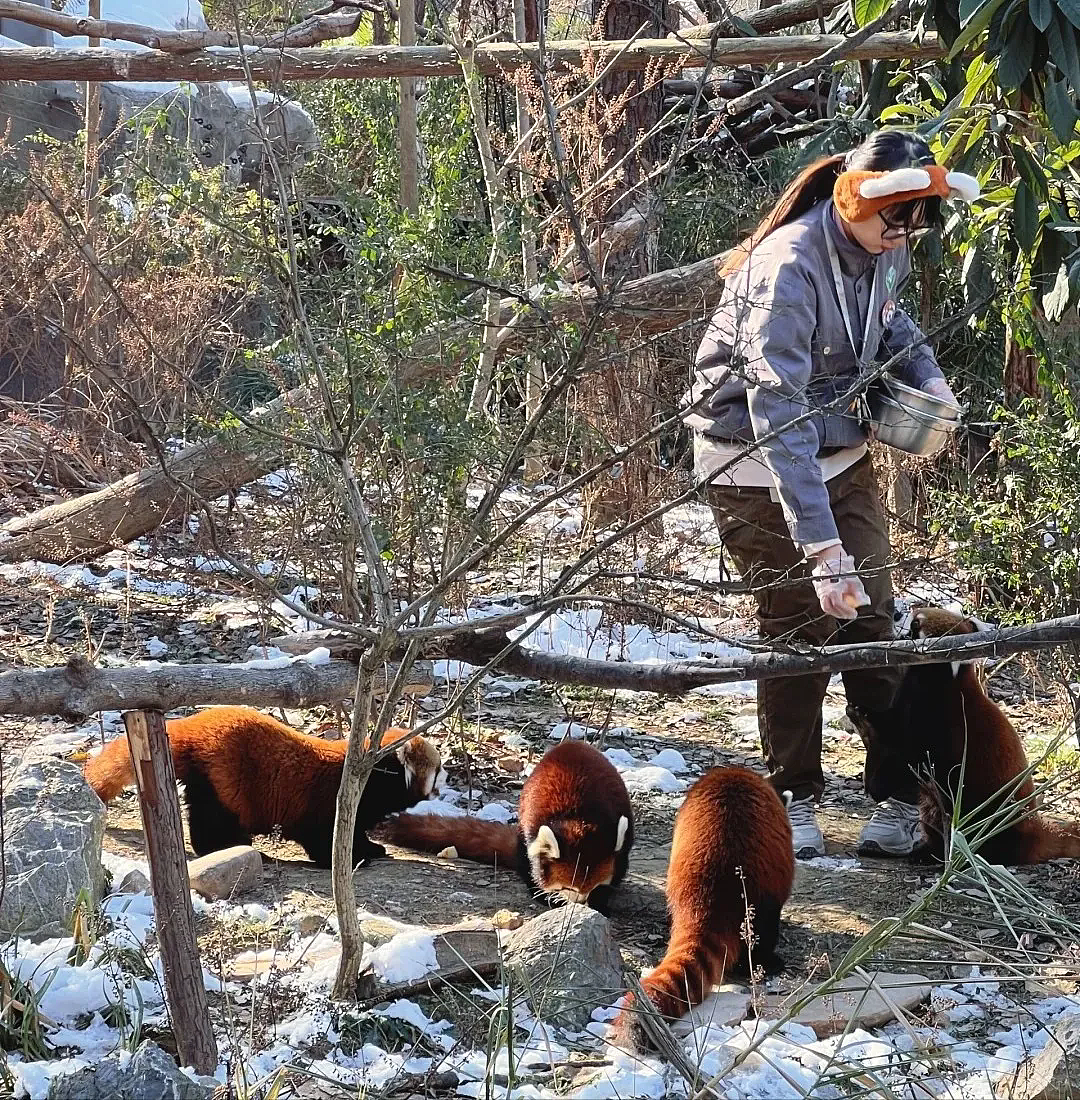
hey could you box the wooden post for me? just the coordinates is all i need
[82,0,102,395]
[123,710,218,1074]
[398,0,418,213]
[516,0,543,481]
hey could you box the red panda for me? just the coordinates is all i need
[848,607,1080,865]
[615,766,794,1051]
[83,706,441,869]
[376,739,633,913]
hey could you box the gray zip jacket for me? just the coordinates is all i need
[683,199,944,548]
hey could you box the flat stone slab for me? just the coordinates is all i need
[670,985,752,1036]
[226,919,501,989]
[760,972,933,1037]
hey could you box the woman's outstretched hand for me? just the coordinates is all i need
[921,376,959,407]
[809,543,871,621]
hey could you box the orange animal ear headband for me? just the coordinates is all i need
[833,164,981,223]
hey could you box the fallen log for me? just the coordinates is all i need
[404,250,728,379]
[0,386,313,565]
[0,653,432,722]
[679,0,843,36]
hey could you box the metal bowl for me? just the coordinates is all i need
[878,374,962,422]
[868,380,960,457]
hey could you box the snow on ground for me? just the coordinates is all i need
[3,477,1063,1098]
[13,893,1075,1100]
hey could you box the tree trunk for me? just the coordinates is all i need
[0,386,313,564]
[122,709,217,1075]
[1004,322,1041,402]
[581,0,666,533]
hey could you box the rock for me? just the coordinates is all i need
[47,1040,216,1099]
[437,846,459,859]
[996,1010,1080,1099]
[0,758,105,940]
[288,911,328,937]
[359,917,408,947]
[118,869,151,895]
[669,985,752,1036]
[498,756,525,774]
[187,846,262,901]
[432,922,501,974]
[501,906,624,1030]
[760,972,933,1038]
[0,78,317,194]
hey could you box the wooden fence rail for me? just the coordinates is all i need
[0,31,943,82]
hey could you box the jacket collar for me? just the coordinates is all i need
[825,199,876,276]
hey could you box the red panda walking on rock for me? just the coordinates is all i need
[377,740,634,913]
[615,766,794,1051]
[847,607,1080,865]
[83,706,442,869]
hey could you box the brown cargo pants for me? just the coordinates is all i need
[707,452,918,804]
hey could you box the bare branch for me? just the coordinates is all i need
[431,616,1080,694]
[678,0,841,36]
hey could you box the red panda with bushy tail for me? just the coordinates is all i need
[83,706,441,868]
[377,739,633,913]
[848,607,1080,865]
[615,766,794,1051]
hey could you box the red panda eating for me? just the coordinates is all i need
[615,765,794,1050]
[376,739,634,913]
[847,607,1080,865]
[83,705,442,868]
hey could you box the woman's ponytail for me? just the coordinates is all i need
[719,154,845,277]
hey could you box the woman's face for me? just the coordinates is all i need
[840,201,928,255]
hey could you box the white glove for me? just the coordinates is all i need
[921,377,959,408]
[809,544,870,621]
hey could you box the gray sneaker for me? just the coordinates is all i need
[858,799,924,856]
[787,797,825,859]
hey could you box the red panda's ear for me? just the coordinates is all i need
[527,825,560,860]
[615,816,629,852]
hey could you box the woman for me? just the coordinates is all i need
[684,130,979,859]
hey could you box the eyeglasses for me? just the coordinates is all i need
[879,215,932,242]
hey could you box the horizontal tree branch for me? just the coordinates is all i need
[721,0,910,118]
[273,616,1080,694]
[680,0,842,37]
[0,0,373,51]
[0,31,943,82]
[1,655,432,722]
[10,616,1073,723]
[431,618,1080,692]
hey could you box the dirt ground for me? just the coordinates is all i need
[2,564,1079,1067]
[7,654,1078,999]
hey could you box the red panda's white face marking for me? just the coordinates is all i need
[397,737,442,801]
[912,608,986,678]
[527,824,617,903]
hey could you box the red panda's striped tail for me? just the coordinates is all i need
[377,813,521,871]
[615,931,737,1048]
